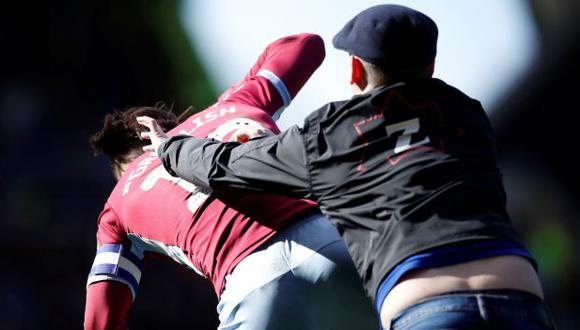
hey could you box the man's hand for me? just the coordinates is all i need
[136,116,169,153]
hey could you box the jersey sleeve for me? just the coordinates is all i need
[84,281,132,330]
[85,203,145,329]
[159,126,312,199]
[216,33,325,120]
[94,204,126,246]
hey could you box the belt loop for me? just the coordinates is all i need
[476,294,490,322]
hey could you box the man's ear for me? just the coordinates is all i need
[350,56,366,92]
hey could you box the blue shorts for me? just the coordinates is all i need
[217,213,379,330]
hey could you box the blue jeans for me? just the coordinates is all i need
[388,289,555,330]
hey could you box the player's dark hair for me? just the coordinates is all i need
[90,102,193,177]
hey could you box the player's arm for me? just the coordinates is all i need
[84,243,144,330]
[218,33,325,119]
[158,126,312,199]
[84,281,132,330]
[84,206,144,330]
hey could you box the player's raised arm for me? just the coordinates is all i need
[217,33,325,119]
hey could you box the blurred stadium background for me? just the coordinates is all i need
[1,1,579,329]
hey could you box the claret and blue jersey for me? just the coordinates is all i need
[84,33,325,328]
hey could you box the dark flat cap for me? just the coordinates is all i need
[333,4,438,69]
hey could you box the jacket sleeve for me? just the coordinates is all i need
[84,281,132,330]
[159,126,312,199]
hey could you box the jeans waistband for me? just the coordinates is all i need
[390,289,554,330]
[429,288,542,301]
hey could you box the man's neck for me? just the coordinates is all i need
[356,80,404,95]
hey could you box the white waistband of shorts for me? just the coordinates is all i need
[218,213,341,308]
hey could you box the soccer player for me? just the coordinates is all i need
[84,33,378,329]
[142,5,555,329]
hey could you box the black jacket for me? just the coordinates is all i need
[159,79,522,301]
